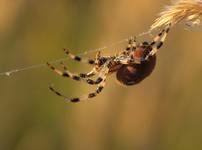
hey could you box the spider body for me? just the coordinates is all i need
[116,51,156,86]
[100,44,156,86]
[47,25,170,102]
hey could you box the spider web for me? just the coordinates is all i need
[0,30,151,78]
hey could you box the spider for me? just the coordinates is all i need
[47,24,170,103]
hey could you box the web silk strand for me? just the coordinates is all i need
[0,30,151,78]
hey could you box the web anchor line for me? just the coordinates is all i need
[0,30,151,77]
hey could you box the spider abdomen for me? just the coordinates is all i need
[116,55,156,86]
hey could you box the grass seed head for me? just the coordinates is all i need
[151,0,202,30]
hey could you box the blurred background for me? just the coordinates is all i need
[1,0,202,150]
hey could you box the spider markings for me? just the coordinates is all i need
[47,24,171,103]
[63,49,96,65]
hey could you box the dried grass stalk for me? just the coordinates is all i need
[151,0,202,30]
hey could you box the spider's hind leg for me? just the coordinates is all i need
[150,25,170,55]
[131,36,137,51]
[150,24,171,46]
[124,36,137,53]
[144,24,171,59]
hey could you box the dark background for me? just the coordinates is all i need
[1,0,202,150]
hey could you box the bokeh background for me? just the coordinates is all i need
[1,0,202,150]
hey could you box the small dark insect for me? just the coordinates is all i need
[47,24,170,103]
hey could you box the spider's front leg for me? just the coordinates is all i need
[47,50,110,85]
[49,79,106,102]
[67,77,107,102]
[60,61,96,78]
[63,48,95,65]
[61,50,103,78]
[47,62,104,85]
[49,66,109,102]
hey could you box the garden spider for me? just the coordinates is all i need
[47,24,170,103]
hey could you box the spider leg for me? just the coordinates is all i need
[128,36,137,50]
[60,50,105,78]
[150,27,170,55]
[70,78,106,102]
[131,36,137,51]
[47,62,103,85]
[149,23,171,46]
[49,79,106,103]
[122,36,137,54]
[145,24,171,59]
[49,67,109,102]
[60,61,96,78]
[63,48,95,65]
